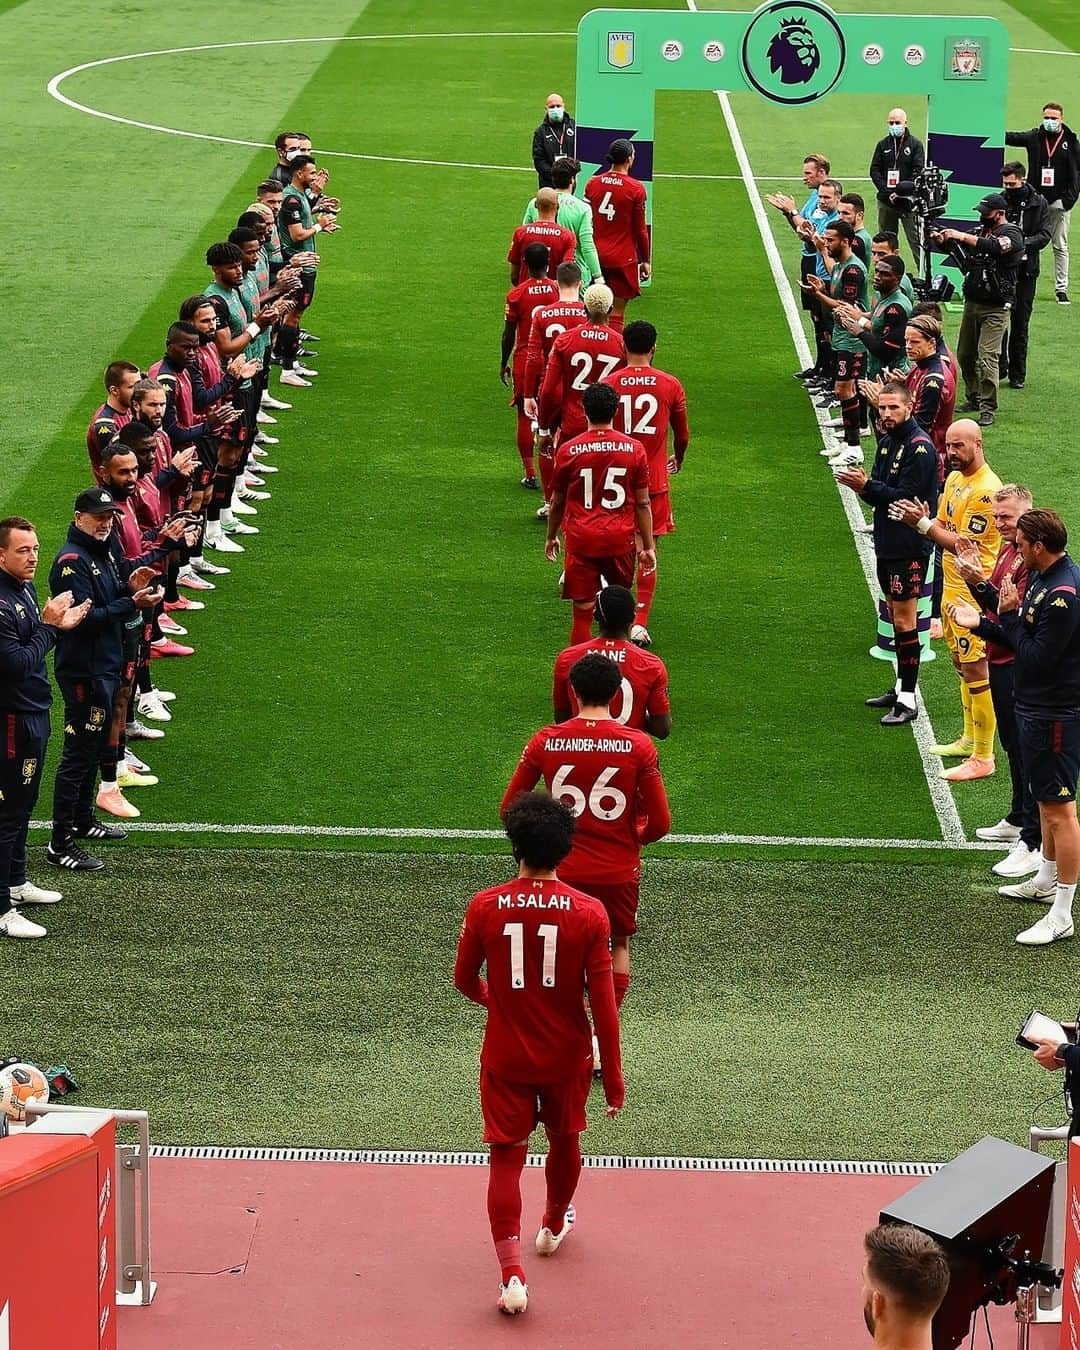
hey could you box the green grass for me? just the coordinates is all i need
[2,0,1079,1159]
[1,846,1070,1161]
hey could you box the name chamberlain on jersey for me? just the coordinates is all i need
[542,736,635,753]
[497,891,575,911]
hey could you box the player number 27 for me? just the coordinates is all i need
[569,351,622,391]
[503,922,558,989]
[551,764,627,821]
[579,465,627,511]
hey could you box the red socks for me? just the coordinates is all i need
[609,312,625,334]
[538,448,554,499]
[516,411,535,474]
[488,1142,528,1283]
[543,1132,582,1234]
[570,604,593,644]
[613,970,630,1008]
[635,558,657,627]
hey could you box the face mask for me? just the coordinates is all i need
[888,123,904,137]
[547,107,564,123]
[1004,187,1023,204]
[1044,119,1062,133]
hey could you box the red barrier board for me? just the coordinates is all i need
[0,1134,101,1349]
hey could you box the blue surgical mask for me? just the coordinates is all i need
[1044,118,1062,134]
[548,107,564,123]
[888,123,904,138]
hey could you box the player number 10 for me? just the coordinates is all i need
[503,922,559,989]
[551,764,628,820]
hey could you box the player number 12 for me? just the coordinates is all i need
[503,922,559,989]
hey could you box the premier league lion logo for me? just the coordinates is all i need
[766,17,821,85]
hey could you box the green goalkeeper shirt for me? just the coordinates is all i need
[523,190,602,283]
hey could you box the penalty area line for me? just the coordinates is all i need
[27,820,995,849]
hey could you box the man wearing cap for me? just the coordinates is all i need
[532,94,576,190]
[0,517,91,938]
[46,489,164,873]
[931,195,1024,428]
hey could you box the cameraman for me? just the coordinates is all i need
[862,1222,949,1348]
[999,162,1051,389]
[932,194,1024,429]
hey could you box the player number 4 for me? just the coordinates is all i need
[580,464,627,511]
[597,191,616,222]
[550,763,628,820]
[503,922,559,989]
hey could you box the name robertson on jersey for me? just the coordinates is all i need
[497,892,573,910]
[543,736,633,753]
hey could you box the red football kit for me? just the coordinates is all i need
[86,403,131,481]
[524,300,587,400]
[550,428,650,599]
[504,277,559,403]
[552,637,670,731]
[538,324,626,442]
[584,170,650,299]
[507,221,576,283]
[603,366,689,536]
[501,717,671,934]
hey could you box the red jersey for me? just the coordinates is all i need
[538,324,625,438]
[501,717,671,882]
[524,300,587,398]
[552,637,670,731]
[507,221,576,283]
[454,877,615,1083]
[585,170,650,270]
[984,541,1029,666]
[113,498,147,563]
[906,352,957,477]
[195,341,228,413]
[604,366,690,495]
[504,277,559,364]
[86,402,131,481]
[551,428,649,557]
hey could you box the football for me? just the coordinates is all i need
[0,1062,49,1121]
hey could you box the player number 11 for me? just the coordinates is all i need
[503,922,559,989]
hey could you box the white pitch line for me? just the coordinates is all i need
[26,819,998,850]
[686,1,965,845]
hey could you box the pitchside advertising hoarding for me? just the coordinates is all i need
[574,2,1009,243]
[1063,1141,1080,1349]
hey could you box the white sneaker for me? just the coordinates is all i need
[535,503,549,519]
[497,1276,528,1316]
[281,370,311,388]
[254,431,279,445]
[261,392,291,410]
[819,443,839,456]
[150,688,176,702]
[227,519,259,536]
[126,718,165,741]
[251,460,278,473]
[255,409,277,425]
[992,844,1042,880]
[177,565,214,591]
[123,749,151,774]
[294,362,319,377]
[536,1204,576,1256]
[190,556,229,575]
[208,532,244,552]
[828,449,864,469]
[157,615,187,637]
[138,691,172,723]
[631,624,652,646]
[9,881,62,906]
[1016,914,1074,946]
[240,486,271,502]
[231,498,258,516]
[998,877,1055,903]
[976,818,1021,843]
[0,908,47,939]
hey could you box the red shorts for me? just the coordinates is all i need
[563,877,640,936]
[602,263,641,301]
[562,547,636,602]
[649,490,675,536]
[480,1058,593,1144]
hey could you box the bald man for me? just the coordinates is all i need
[870,108,925,266]
[533,94,577,189]
[507,188,577,283]
[890,419,1003,781]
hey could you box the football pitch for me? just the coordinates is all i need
[1,0,1078,1161]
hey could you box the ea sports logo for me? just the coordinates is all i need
[767,18,820,85]
[741,0,846,106]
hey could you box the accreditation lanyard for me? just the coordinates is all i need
[549,121,567,156]
[1045,129,1065,165]
[886,132,906,188]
